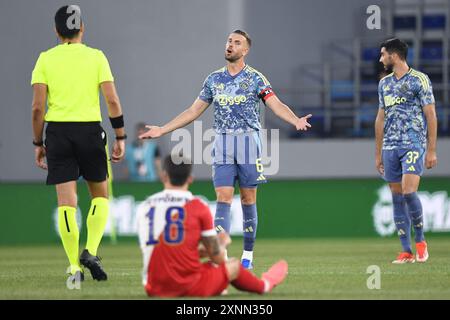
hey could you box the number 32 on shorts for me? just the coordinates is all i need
[406,151,419,164]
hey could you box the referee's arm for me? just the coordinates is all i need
[31,83,48,169]
[101,81,126,162]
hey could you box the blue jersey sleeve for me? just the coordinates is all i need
[378,81,385,109]
[198,75,213,103]
[418,75,435,107]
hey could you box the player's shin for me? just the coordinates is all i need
[86,197,109,256]
[392,193,412,253]
[214,202,232,233]
[215,202,231,260]
[242,203,257,266]
[58,206,81,274]
[404,192,425,243]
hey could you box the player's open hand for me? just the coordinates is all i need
[375,156,384,175]
[112,139,125,163]
[295,114,312,131]
[139,125,163,139]
[34,146,47,170]
[425,150,437,169]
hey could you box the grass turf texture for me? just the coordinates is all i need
[1,238,449,299]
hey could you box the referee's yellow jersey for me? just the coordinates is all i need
[31,43,114,122]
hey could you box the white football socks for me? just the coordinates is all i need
[241,250,253,261]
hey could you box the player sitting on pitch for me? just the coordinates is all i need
[136,154,288,297]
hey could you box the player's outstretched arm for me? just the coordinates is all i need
[31,83,48,170]
[139,98,210,140]
[374,108,385,175]
[265,95,312,131]
[423,103,438,169]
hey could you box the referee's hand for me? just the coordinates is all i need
[111,140,125,163]
[34,146,47,170]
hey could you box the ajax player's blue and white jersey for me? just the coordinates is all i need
[378,68,435,151]
[198,65,274,134]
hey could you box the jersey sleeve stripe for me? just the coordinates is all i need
[248,66,270,86]
[411,70,429,91]
[411,71,427,88]
[201,229,217,237]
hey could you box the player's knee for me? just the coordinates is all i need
[225,258,240,281]
[240,191,256,205]
[402,188,417,195]
[240,195,256,205]
[57,195,77,208]
[56,182,78,207]
[216,190,233,204]
[389,184,402,194]
[87,180,108,198]
[402,182,419,195]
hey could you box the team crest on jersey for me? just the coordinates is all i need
[399,83,409,93]
[239,81,250,91]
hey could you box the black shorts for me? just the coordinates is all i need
[45,122,108,185]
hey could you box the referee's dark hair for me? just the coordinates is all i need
[55,5,82,39]
[380,38,408,61]
[163,154,192,186]
[233,29,252,47]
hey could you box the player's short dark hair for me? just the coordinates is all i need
[163,154,192,186]
[380,38,408,61]
[232,29,252,47]
[55,5,82,39]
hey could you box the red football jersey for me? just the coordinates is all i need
[137,189,216,297]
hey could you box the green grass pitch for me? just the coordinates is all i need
[1,238,450,299]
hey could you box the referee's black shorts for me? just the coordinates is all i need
[45,122,108,185]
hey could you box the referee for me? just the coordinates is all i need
[31,5,126,282]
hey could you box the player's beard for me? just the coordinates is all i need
[384,64,394,73]
[383,57,394,73]
[225,52,242,62]
[383,63,393,73]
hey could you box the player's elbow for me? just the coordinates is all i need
[31,103,45,119]
[375,115,383,127]
[106,97,120,109]
[424,108,437,121]
[189,104,203,119]
[269,103,282,116]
